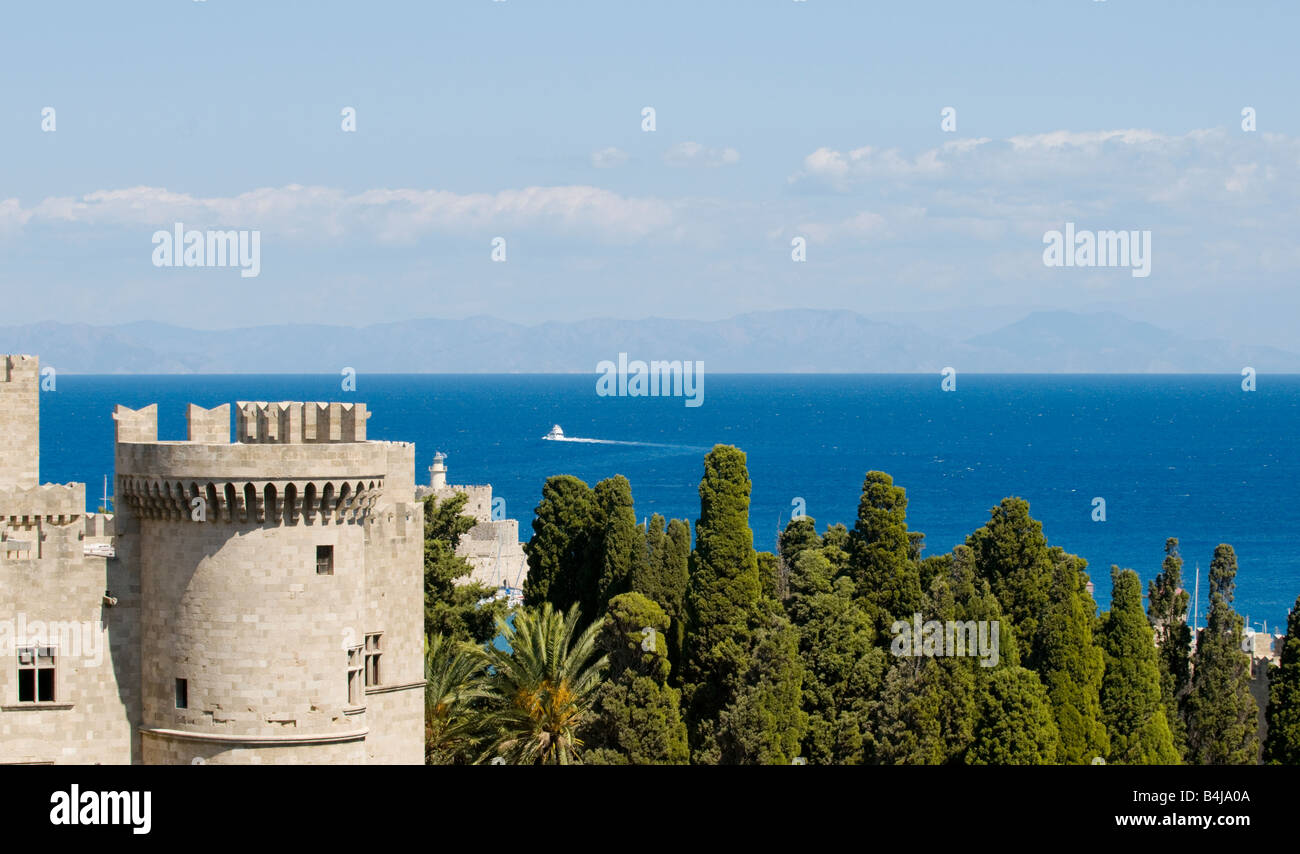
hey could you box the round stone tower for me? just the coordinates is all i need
[114,400,424,765]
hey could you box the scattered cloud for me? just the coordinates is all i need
[1,183,677,243]
[663,141,740,168]
[590,147,629,169]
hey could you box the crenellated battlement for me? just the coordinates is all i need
[0,482,84,521]
[236,401,369,444]
[1,354,39,382]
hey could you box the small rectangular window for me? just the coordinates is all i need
[364,633,382,687]
[316,544,334,575]
[175,678,188,709]
[17,646,55,703]
[347,646,364,706]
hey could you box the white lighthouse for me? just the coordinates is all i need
[429,451,447,489]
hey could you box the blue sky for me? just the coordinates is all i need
[2,1,1297,347]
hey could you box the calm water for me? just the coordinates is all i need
[41,373,1300,630]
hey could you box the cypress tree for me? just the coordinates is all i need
[848,471,923,638]
[1035,554,1109,764]
[1185,544,1259,764]
[593,475,647,615]
[712,613,807,764]
[1147,537,1192,756]
[631,514,690,678]
[966,666,1060,765]
[681,445,763,758]
[522,475,601,613]
[1263,595,1300,764]
[581,593,689,765]
[1099,567,1180,764]
[966,497,1056,668]
[785,551,884,764]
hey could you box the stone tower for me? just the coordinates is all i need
[0,355,40,489]
[113,400,424,764]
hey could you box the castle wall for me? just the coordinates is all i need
[0,503,140,765]
[0,360,425,765]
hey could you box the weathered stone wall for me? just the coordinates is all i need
[0,355,39,489]
[0,522,140,765]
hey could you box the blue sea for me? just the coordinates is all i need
[40,373,1300,631]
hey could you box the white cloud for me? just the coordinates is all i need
[663,141,740,168]
[2,183,676,243]
[590,147,629,169]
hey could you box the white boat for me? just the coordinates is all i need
[543,424,565,440]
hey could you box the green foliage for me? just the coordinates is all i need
[631,514,691,678]
[1147,537,1192,756]
[1185,544,1259,765]
[682,445,762,753]
[479,603,608,765]
[786,555,884,764]
[1099,568,1180,764]
[594,475,647,610]
[848,471,923,638]
[1264,595,1300,764]
[423,492,504,644]
[966,497,1055,668]
[709,614,808,765]
[1035,555,1109,764]
[424,634,490,765]
[522,475,602,614]
[582,593,689,765]
[966,666,1061,765]
[875,545,1013,765]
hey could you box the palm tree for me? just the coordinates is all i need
[425,633,491,764]
[480,603,608,765]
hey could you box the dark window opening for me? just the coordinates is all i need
[175,678,188,709]
[17,646,55,703]
[364,633,382,687]
[316,544,334,575]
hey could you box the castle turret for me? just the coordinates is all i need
[115,400,424,765]
[0,355,40,489]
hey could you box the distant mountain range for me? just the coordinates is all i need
[2,310,1296,374]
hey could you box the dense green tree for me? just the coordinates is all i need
[1098,567,1180,764]
[966,666,1061,765]
[593,475,647,613]
[1035,554,1109,764]
[1185,544,1259,764]
[582,593,689,765]
[682,445,763,756]
[522,475,602,614]
[966,497,1056,668]
[874,545,1013,765]
[480,603,607,765]
[848,471,923,638]
[1147,537,1192,756]
[779,516,822,565]
[1264,595,1300,764]
[631,515,691,677]
[710,613,807,765]
[424,634,490,765]
[423,492,505,644]
[757,551,781,602]
[785,551,884,764]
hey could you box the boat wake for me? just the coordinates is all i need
[541,425,699,450]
